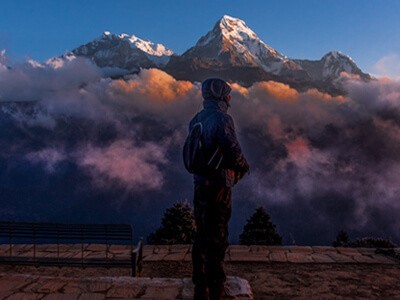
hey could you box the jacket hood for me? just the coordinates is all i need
[201,78,231,101]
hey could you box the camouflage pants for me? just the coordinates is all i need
[192,183,232,290]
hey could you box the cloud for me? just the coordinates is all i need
[76,139,168,191]
[230,80,346,139]
[251,81,298,102]
[228,76,400,242]
[25,148,66,172]
[109,68,201,121]
[344,76,400,113]
[373,54,400,79]
[0,60,196,194]
[0,56,101,102]
[111,68,194,102]
[1,55,400,243]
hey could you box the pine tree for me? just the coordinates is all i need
[147,201,196,245]
[239,206,282,245]
[332,230,397,248]
[332,230,350,247]
[353,237,396,248]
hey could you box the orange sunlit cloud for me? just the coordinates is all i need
[252,81,299,102]
[110,68,194,102]
[231,82,249,97]
[304,88,345,103]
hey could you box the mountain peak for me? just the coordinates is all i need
[300,50,368,80]
[323,51,354,62]
[219,15,248,29]
[221,14,240,21]
[173,14,304,78]
[216,15,258,40]
[193,14,283,61]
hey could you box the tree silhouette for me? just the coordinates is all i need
[333,230,350,247]
[353,237,396,248]
[332,230,397,248]
[239,206,282,245]
[147,201,196,245]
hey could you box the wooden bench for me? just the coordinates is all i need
[0,221,143,277]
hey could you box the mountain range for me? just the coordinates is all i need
[59,15,370,94]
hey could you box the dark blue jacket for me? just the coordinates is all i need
[189,98,249,187]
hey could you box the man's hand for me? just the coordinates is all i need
[234,171,242,184]
[233,166,249,184]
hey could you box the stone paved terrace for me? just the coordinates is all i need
[1,244,398,264]
[142,245,400,264]
[0,244,399,299]
[0,273,252,299]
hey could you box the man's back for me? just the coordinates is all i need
[189,98,248,187]
[189,78,249,300]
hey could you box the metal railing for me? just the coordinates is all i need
[0,221,143,277]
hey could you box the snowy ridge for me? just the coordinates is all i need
[69,31,174,71]
[46,53,77,69]
[89,31,174,67]
[100,31,174,58]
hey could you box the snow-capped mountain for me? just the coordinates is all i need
[295,51,370,81]
[184,15,302,75]
[164,15,309,85]
[70,31,174,72]
[45,52,77,69]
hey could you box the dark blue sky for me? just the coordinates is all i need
[1,0,400,75]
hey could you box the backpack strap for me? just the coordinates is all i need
[199,111,223,170]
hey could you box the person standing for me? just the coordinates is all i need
[187,78,249,300]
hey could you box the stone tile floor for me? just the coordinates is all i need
[0,244,398,299]
[0,273,252,300]
[1,244,398,264]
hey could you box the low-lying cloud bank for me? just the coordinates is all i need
[0,55,399,244]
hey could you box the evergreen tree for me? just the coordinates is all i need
[333,230,350,247]
[239,206,282,245]
[147,201,196,245]
[353,237,396,248]
[332,230,397,248]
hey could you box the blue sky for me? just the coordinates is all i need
[1,0,399,75]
